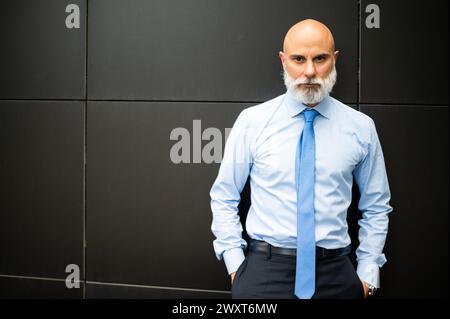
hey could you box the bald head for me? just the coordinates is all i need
[283,19,335,54]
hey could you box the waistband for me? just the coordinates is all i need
[248,239,352,260]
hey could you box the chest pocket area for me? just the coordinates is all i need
[252,132,294,180]
[315,127,367,179]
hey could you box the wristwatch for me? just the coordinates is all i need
[367,283,378,296]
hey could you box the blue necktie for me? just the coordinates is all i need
[295,108,318,299]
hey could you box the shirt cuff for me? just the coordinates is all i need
[356,260,380,288]
[223,247,246,274]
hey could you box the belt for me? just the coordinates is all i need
[248,239,352,260]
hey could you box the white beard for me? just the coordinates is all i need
[283,65,337,105]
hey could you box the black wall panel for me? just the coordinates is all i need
[0,1,86,99]
[88,0,357,103]
[0,276,83,299]
[361,105,448,298]
[86,282,229,299]
[0,101,84,279]
[360,0,449,105]
[87,101,251,291]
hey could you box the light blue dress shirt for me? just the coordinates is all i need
[210,91,393,288]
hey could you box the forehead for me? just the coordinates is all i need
[284,28,334,54]
[286,43,332,56]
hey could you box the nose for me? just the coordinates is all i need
[304,60,316,78]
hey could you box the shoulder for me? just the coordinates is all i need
[330,97,376,133]
[330,97,374,124]
[328,97,380,146]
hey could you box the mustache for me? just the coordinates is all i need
[292,77,323,86]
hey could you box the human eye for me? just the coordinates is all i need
[292,55,305,63]
[314,54,328,63]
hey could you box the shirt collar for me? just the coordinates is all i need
[284,90,333,120]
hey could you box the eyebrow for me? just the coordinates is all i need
[290,53,331,59]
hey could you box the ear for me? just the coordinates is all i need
[333,50,339,62]
[279,51,286,66]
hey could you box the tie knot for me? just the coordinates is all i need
[302,109,318,123]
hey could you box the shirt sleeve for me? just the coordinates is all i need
[353,118,393,288]
[210,109,253,274]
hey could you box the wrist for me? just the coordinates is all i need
[365,282,378,296]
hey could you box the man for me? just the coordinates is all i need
[210,19,392,299]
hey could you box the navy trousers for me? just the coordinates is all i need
[231,248,365,299]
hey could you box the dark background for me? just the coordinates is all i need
[0,0,448,298]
